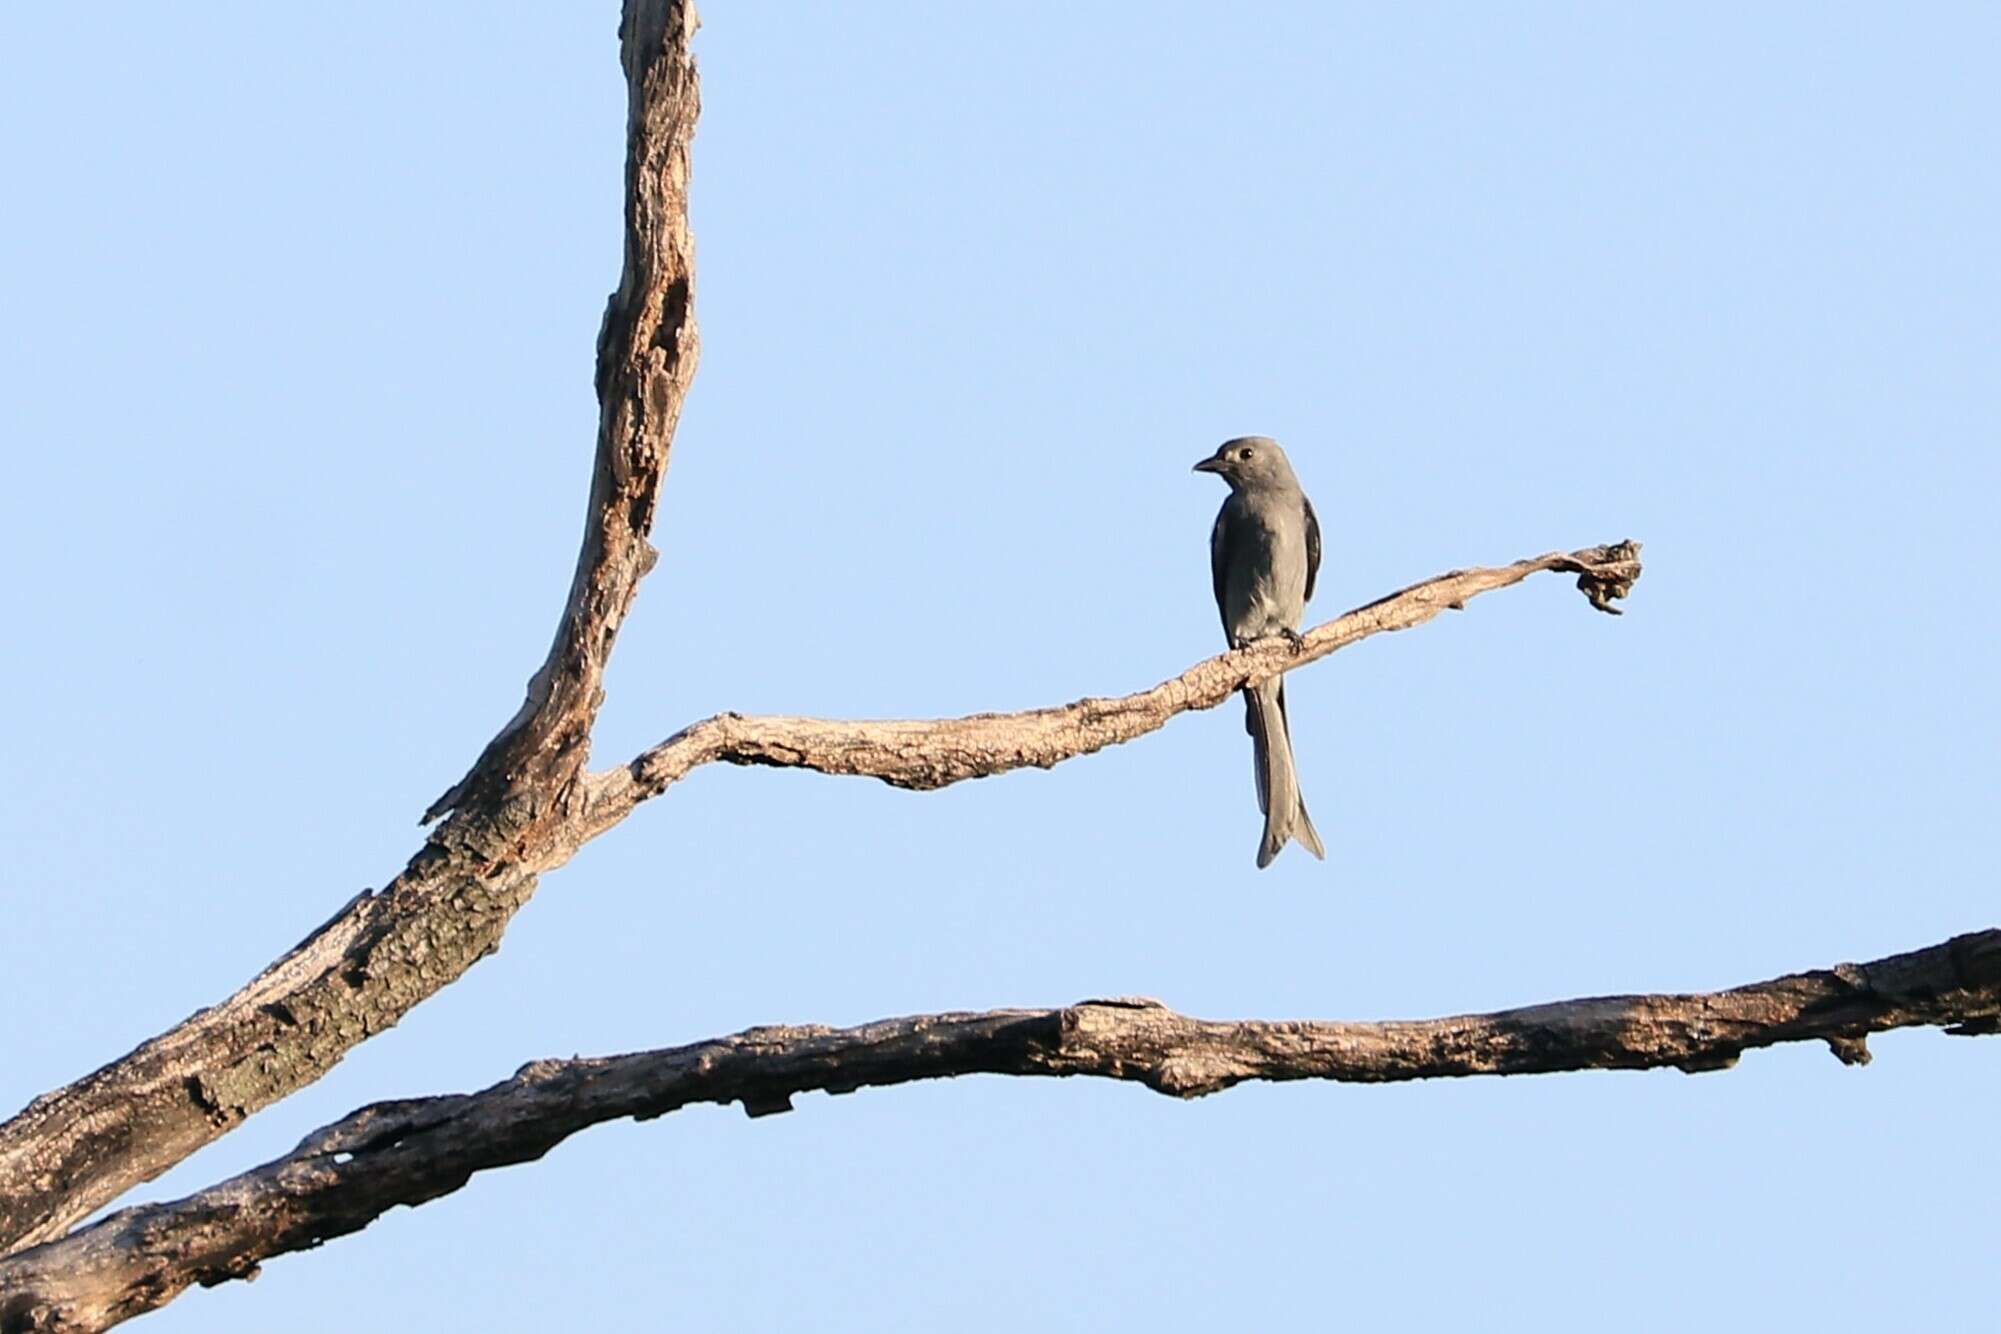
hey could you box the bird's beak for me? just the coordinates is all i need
[1192,456,1225,474]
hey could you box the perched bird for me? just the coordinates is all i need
[1194,436,1327,868]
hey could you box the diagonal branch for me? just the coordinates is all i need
[0,532,1636,1261]
[0,0,701,1259]
[4,927,1994,1333]
[0,0,1646,1302]
[581,540,1642,829]
[0,0,1633,1258]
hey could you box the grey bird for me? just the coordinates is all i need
[1194,436,1327,868]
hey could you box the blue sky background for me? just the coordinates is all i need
[3,4,1997,1329]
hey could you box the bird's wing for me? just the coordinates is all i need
[1209,504,1231,628]
[1303,494,1322,604]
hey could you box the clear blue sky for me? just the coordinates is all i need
[3,4,1997,1329]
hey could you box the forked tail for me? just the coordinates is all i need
[1246,678,1325,869]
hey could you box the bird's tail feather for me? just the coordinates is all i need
[1276,681,1325,860]
[1290,793,1326,861]
[1246,678,1325,869]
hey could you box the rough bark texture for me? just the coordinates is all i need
[421,0,701,828]
[0,531,1630,1263]
[0,493,1634,1260]
[0,0,702,1260]
[582,541,1642,828]
[0,1,1655,1322]
[16,0,1974,1327]
[4,929,1994,1333]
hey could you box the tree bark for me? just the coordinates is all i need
[0,0,703,1259]
[0,526,1634,1260]
[0,0,1651,1318]
[4,928,1994,1333]
[0,524,1631,1260]
[11,0,1978,1329]
[581,542,1640,827]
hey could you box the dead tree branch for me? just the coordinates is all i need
[581,541,1641,829]
[4,928,1993,1333]
[0,523,1632,1261]
[0,0,701,1257]
[0,0,1642,1268]
[420,0,701,827]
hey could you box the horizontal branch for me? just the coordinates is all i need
[582,540,1643,830]
[6,924,1991,1333]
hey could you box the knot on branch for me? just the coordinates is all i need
[1573,540,1643,615]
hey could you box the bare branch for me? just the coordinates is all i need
[421,0,701,827]
[0,0,701,1257]
[0,0,1638,1266]
[0,533,1635,1260]
[4,926,1992,1333]
[581,540,1642,829]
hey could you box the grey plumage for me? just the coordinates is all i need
[1194,436,1327,869]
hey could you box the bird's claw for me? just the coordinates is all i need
[1230,629,1307,653]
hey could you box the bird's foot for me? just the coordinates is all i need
[1231,629,1307,653]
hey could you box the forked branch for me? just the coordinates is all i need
[0,531,1637,1261]
[0,0,1644,1295]
[0,0,702,1259]
[4,927,1992,1333]
[0,0,1641,1263]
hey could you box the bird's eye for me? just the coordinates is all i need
[1238,448,1254,461]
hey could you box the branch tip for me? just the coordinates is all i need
[1574,539,1643,615]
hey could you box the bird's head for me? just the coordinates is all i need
[1193,436,1297,491]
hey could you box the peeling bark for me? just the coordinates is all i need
[3,929,1993,1333]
